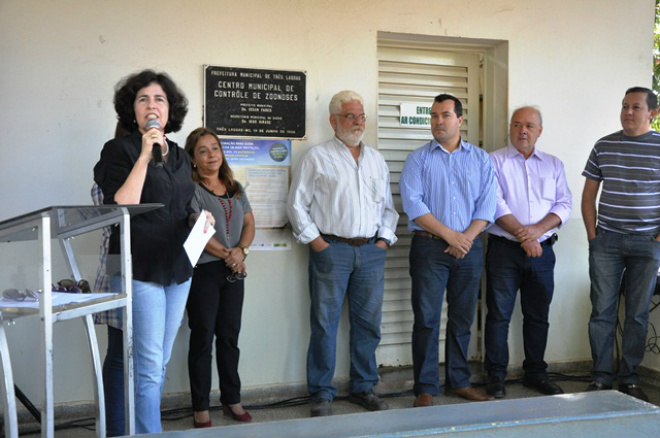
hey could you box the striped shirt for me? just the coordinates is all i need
[287,137,399,244]
[400,139,496,232]
[582,130,660,234]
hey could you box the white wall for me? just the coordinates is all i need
[0,0,655,404]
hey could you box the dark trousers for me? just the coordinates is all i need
[410,236,483,394]
[484,236,555,381]
[187,260,245,411]
[103,326,125,437]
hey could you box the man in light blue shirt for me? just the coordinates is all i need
[400,93,496,406]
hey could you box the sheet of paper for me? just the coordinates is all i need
[184,210,215,266]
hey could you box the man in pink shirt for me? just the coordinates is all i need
[484,106,572,398]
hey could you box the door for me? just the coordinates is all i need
[375,34,488,367]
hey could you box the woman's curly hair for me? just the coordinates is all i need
[113,69,188,134]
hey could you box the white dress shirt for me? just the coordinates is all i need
[287,136,398,244]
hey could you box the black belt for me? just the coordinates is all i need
[412,230,444,241]
[321,234,376,247]
[489,234,558,246]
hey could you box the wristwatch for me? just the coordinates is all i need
[238,244,249,259]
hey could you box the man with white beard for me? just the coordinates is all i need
[287,90,399,417]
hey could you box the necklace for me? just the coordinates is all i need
[217,194,233,240]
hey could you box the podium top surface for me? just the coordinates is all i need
[0,204,163,242]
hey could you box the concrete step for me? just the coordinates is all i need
[139,390,660,438]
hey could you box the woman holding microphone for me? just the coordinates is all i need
[94,70,213,435]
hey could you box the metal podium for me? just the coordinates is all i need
[0,204,162,438]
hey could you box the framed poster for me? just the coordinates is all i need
[223,138,292,250]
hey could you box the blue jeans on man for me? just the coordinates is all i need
[484,236,555,382]
[588,228,660,386]
[307,238,386,401]
[410,235,483,394]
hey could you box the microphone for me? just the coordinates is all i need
[145,118,164,167]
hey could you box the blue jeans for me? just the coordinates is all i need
[102,278,191,435]
[132,278,191,434]
[588,229,660,386]
[307,238,386,401]
[484,236,555,381]
[410,236,483,394]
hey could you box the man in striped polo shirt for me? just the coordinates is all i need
[582,86,660,402]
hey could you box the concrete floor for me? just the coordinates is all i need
[8,367,660,437]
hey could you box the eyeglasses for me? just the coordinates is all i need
[52,279,91,293]
[335,113,367,122]
[227,271,247,283]
[2,288,39,302]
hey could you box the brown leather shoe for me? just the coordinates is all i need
[446,386,494,402]
[413,393,433,407]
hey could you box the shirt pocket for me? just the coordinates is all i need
[540,177,557,201]
[370,176,385,204]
